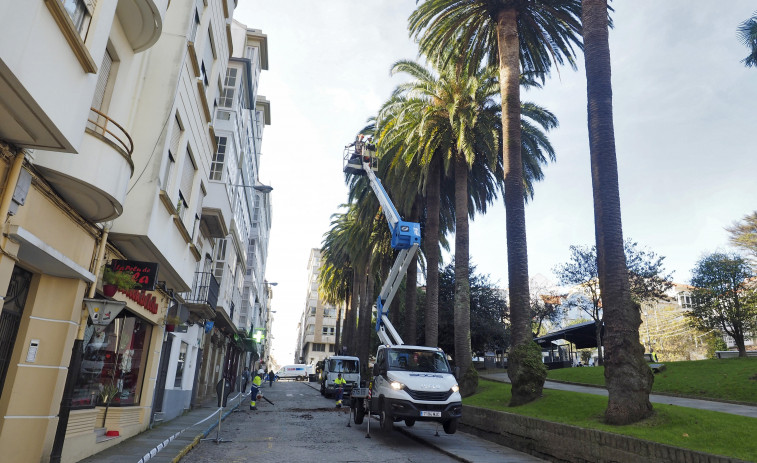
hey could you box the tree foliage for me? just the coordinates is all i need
[554,240,673,304]
[554,239,673,366]
[726,211,757,266]
[738,13,757,68]
[688,252,757,357]
[417,261,509,358]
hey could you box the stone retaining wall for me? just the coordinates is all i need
[460,405,748,463]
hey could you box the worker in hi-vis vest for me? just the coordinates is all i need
[250,372,262,410]
[334,372,347,408]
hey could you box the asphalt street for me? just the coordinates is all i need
[179,380,545,463]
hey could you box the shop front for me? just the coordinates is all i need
[62,288,168,462]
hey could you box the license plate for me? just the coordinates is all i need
[420,411,441,418]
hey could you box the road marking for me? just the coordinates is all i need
[286,394,293,397]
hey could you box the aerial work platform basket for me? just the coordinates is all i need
[343,140,378,176]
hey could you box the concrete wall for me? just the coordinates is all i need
[461,405,748,463]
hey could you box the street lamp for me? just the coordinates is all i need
[230,183,274,193]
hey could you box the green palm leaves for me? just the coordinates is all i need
[738,13,757,68]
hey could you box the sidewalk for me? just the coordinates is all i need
[78,391,249,463]
[480,372,757,418]
[80,382,547,463]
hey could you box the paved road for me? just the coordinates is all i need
[180,381,545,463]
[482,373,757,418]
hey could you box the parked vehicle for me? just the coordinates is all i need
[342,141,460,433]
[276,364,310,381]
[319,355,360,398]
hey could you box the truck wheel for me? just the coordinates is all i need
[354,403,365,425]
[380,401,393,432]
[442,418,458,435]
[404,419,415,427]
[297,375,304,381]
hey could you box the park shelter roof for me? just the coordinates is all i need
[534,320,604,349]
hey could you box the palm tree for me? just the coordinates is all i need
[739,13,757,68]
[320,205,364,354]
[377,57,557,395]
[582,0,652,424]
[409,0,581,405]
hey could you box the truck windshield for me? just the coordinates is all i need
[328,359,359,373]
[386,349,451,373]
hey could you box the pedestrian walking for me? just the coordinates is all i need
[268,369,274,387]
[241,367,250,393]
[249,371,262,410]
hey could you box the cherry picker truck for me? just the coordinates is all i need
[342,141,463,435]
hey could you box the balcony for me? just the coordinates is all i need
[33,108,134,222]
[181,271,220,319]
[116,0,168,53]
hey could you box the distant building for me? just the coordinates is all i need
[294,249,343,365]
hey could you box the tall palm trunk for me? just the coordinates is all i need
[496,9,544,405]
[583,0,652,425]
[424,157,441,347]
[404,195,421,345]
[344,269,361,355]
[357,271,374,376]
[453,153,474,395]
[334,287,347,355]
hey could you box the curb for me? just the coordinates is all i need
[395,426,469,463]
[169,402,241,463]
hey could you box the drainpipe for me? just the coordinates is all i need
[50,222,111,462]
[0,150,26,223]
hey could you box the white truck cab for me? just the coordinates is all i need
[320,355,360,398]
[369,345,462,433]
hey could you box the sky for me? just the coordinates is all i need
[233,1,757,365]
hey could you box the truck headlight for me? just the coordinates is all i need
[390,381,405,390]
[451,384,459,393]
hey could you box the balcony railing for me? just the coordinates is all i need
[87,107,133,159]
[184,271,220,309]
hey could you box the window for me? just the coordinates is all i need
[91,49,113,113]
[73,314,153,408]
[178,149,196,221]
[323,308,336,318]
[201,28,216,89]
[210,136,226,181]
[678,293,692,309]
[60,0,91,36]
[312,343,325,352]
[189,9,200,43]
[162,115,182,191]
[305,324,314,335]
[322,326,334,336]
[214,239,227,279]
[174,342,187,388]
[309,306,316,316]
[219,68,237,108]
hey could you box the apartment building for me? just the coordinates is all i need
[295,249,342,365]
[0,1,278,461]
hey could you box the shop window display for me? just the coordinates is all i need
[72,313,152,408]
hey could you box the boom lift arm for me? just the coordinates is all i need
[343,143,420,346]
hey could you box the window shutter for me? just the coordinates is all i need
[170,116,182,155]
[204,29,215,71]
[179,151,196,204]
[91,50,112,111]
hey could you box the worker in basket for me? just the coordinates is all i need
[334,372,347,408]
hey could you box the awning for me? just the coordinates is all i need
[534,320,604,349]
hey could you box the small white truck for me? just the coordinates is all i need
[342,141,461,434]
[319,355,360,398]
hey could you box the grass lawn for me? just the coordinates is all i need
[465,379,757,461]
[546,357,757,404]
